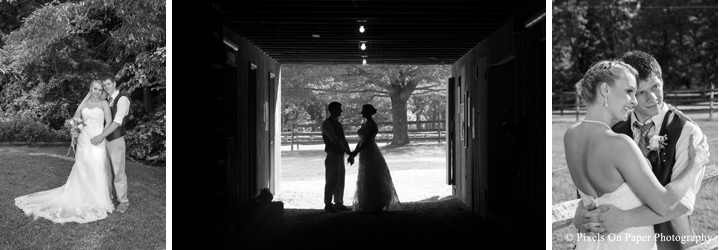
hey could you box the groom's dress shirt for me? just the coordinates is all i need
[614,102,705,250]
[628,103,704,215]
[322,117,349,154]
[109,90,130,125]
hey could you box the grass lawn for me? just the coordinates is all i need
[0,146,166,250]
[551,112,718,250]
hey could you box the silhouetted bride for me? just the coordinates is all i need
[14,80,114,223]
[348,104,400,213]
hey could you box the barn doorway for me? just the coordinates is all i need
[274,64,453,210]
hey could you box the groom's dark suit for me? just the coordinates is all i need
[613,105,697,250]
[322,116,350,207]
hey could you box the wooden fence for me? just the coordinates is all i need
[553,89,719,120]
[281,120,445,151]
[551,165,718,250]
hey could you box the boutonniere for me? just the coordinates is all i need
[648,134,668,152]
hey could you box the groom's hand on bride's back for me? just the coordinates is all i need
[574,201,599,234]
[584,204,630,236]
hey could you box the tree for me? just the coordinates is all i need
[282,64,450,145]
[343,65,449,145]
[0,0,166,164]
[553,0,717,92]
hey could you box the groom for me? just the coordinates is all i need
[574,51,706,249]
[321,102,353,213]
[90,74,130,213]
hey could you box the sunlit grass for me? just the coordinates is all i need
[0,146,166,250]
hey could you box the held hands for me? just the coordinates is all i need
[347,151,358,165]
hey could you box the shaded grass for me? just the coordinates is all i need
[551,113,718,250]
[0,146,166,250]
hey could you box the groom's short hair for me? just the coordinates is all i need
[99,73,116,84]
[327,102,342,112]
[619,51,663,82]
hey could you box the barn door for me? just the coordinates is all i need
[248,63,258,197]
[268,72,277,193]
[476,57,487,218]
[446,77,455,185]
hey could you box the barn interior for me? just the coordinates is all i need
[172,0,546,248]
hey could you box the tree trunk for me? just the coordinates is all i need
[416,112,422,130]
[390,97,409,145]
[144,86,152,113]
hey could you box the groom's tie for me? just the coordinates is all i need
[633,121,655,156]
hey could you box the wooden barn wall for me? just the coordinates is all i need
[450,5,544,228]
[223,25,281,229]
[516,17,545,230]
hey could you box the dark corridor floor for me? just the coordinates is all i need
[225,196,533,249]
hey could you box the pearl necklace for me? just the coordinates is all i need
[582,119,611,130]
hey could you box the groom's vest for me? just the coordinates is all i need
[106,94,129,142]
[612,110,686,185]
[613,110,690,250]
[322,117,347,154]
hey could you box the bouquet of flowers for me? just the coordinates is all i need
[64,117,86,156]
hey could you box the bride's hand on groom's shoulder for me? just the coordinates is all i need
[688,134,709,168]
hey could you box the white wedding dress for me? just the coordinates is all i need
[15,107,114,223]
[576,183,656,250]
[353,122,400,212]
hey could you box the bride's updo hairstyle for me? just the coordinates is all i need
[362,104,377,115]
[575,60,638,106]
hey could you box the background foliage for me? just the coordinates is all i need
[281,64,449,145]
[0,0,165,165]
[552,0,717,92]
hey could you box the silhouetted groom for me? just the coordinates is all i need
[90,74,130,213]
[321,102,353,213]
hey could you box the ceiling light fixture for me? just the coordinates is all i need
[359,25,365,33]
[223,38,238,51]
[363,59,367,65]
[360,41,366,50]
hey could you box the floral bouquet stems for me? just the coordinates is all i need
[64,117,86,157]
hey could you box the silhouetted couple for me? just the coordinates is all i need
[321,102,400,214]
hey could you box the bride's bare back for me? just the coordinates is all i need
[564,123,630,197]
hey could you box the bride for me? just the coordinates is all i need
[348,104,400,213]
[14,79,115,223]
[564,60,708,249]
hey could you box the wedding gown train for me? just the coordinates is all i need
[576,183,656,250]
[14,107,114,223]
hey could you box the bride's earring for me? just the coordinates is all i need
[604,95,608,107]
